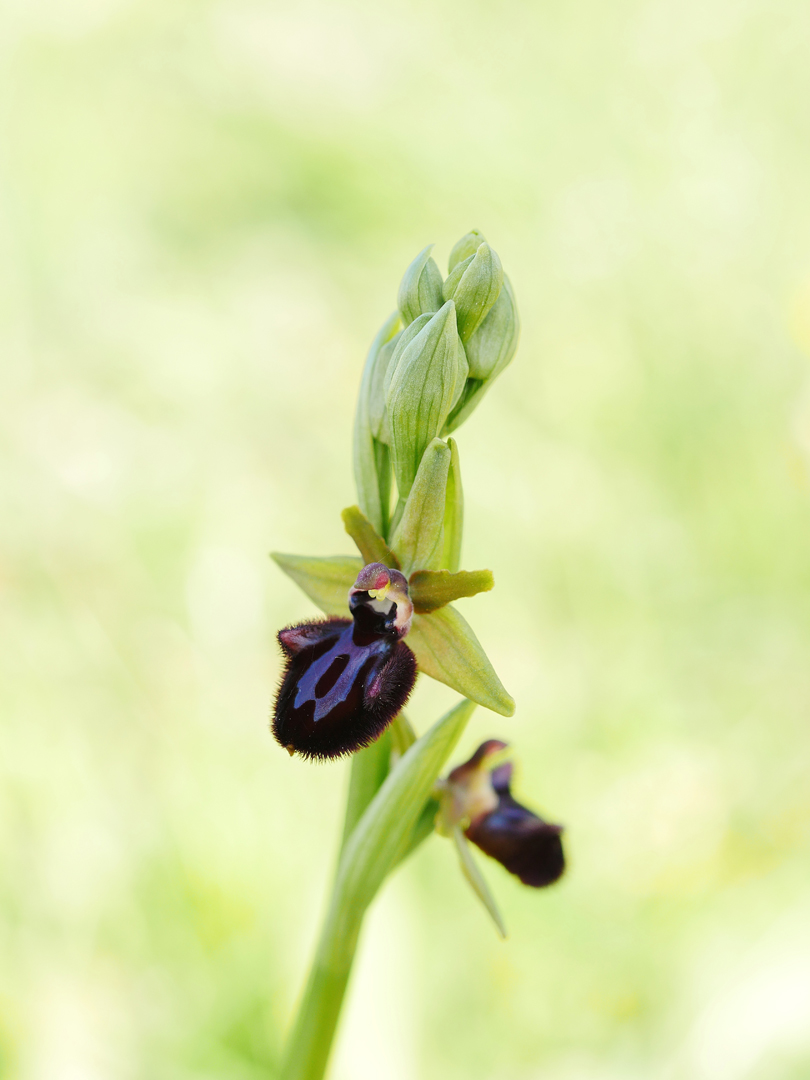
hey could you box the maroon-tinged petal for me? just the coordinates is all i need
[278,621,344,657]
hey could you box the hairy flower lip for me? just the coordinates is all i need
[444,741,566,889]
[273,614,416,761]
[272,563,419,761]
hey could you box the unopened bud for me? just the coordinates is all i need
[465,273,520,380]
[448,229,486,272]
[398,245,444,326]
[442,242,503,344]
[386,301,466,499]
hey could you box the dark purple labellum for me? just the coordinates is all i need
[465,761,565,888]
[272,569,417,760]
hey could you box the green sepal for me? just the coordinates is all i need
[442,436,463,572]
[390,437,450,575]
[353,312,402,533]
[409,568,494,613]
[443,242,503,344]
[407,605,515,716]
[386,301,464,499]
[448,229,486,272]
[452,825,507,939]
[465,272,520,381]
[398,244,444,326]
[341,506,400,569]
[271,553,361,617]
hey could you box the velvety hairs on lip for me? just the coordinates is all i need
[273,564,417,760]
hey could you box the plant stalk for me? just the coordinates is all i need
[281,701,475,1080]
[282,743,384,1080]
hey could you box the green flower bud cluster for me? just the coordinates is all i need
[354,230,520,539]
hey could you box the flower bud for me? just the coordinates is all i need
[464,273,520,381]
[442,274,520,434]
[398,245,445,326]
[442,242,503,344]
[442,254,473,303]
[386,300,466,499]
[441,742,565,887]
[382,313,431,408]
[448,229,486,273]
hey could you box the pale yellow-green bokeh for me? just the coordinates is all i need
[2,1,810,1077]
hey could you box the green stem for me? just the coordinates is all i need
[281,700,475,1080]
[283,743,391,1080]
[279,887,364,1080]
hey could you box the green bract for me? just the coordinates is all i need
[390,437,450,574]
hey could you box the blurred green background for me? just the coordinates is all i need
[3,0,810,1077]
